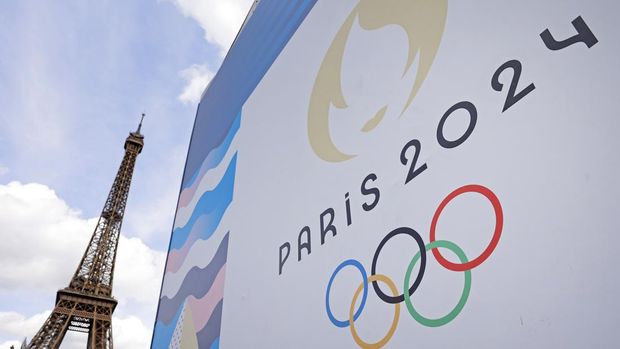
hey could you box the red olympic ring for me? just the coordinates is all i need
[429,184,503,272]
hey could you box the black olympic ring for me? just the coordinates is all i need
[371,227,427,304]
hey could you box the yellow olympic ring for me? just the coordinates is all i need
[349,274,400,349]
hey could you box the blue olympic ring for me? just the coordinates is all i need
[325,259,368,328]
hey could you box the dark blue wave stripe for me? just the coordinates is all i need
[184,111,241,190]
[196,300,223,349]
[209,337,220,349]
[158,232,229,325]
[248,2,312,93]
[182,0,318,185]
[170,155,236,250]
[151,302,183,349]
[247,2,299,81]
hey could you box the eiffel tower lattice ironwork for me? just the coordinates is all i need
[27,116,145,349]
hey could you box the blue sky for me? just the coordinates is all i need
[0,0,214,246]
[0,0,253,347]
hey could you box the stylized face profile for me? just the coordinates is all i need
[308,0,448,162]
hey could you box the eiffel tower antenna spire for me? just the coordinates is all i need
[27,120,145,349]
[136,113,145,134]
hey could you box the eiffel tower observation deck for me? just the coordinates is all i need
[27,115,145,349]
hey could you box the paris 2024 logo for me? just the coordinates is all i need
[304,1,506,348]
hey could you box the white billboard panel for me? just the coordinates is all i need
[153,1,620,348]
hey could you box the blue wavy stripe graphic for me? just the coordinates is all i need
[151,303,183,349]
[184,111,241,190]
[158,233,229,325]
[246,2,315,93]
[170,155,236,251]
[196,300,223,349]
[152,2,319,347]
[182,0,318,184]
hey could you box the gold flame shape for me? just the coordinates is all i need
[308,0,448,162]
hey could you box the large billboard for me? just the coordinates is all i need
[152,1,620,348]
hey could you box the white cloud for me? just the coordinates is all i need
[171,0,254,54]
[0,182,165,347]
[0,311,151,348]
[112,315,152,348]
[178,64,215,105]
[0,340,22,348]
[0,182,96,290]
[115,236,166,306]
[0,311,49,345]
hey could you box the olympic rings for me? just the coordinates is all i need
[430,184,503,272]
[404,240,471,327]
[349,274,400,349]
[326,259,368,327]
[325,184,503,348]
[371,227,426,304]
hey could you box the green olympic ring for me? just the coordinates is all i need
[404,240,472,327]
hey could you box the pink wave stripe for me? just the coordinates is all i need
[187,264,226,332]
[178,183,197,208]
[178,153,215,208]
[166,213,212,273]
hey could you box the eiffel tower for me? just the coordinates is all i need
[27,116,145,349]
